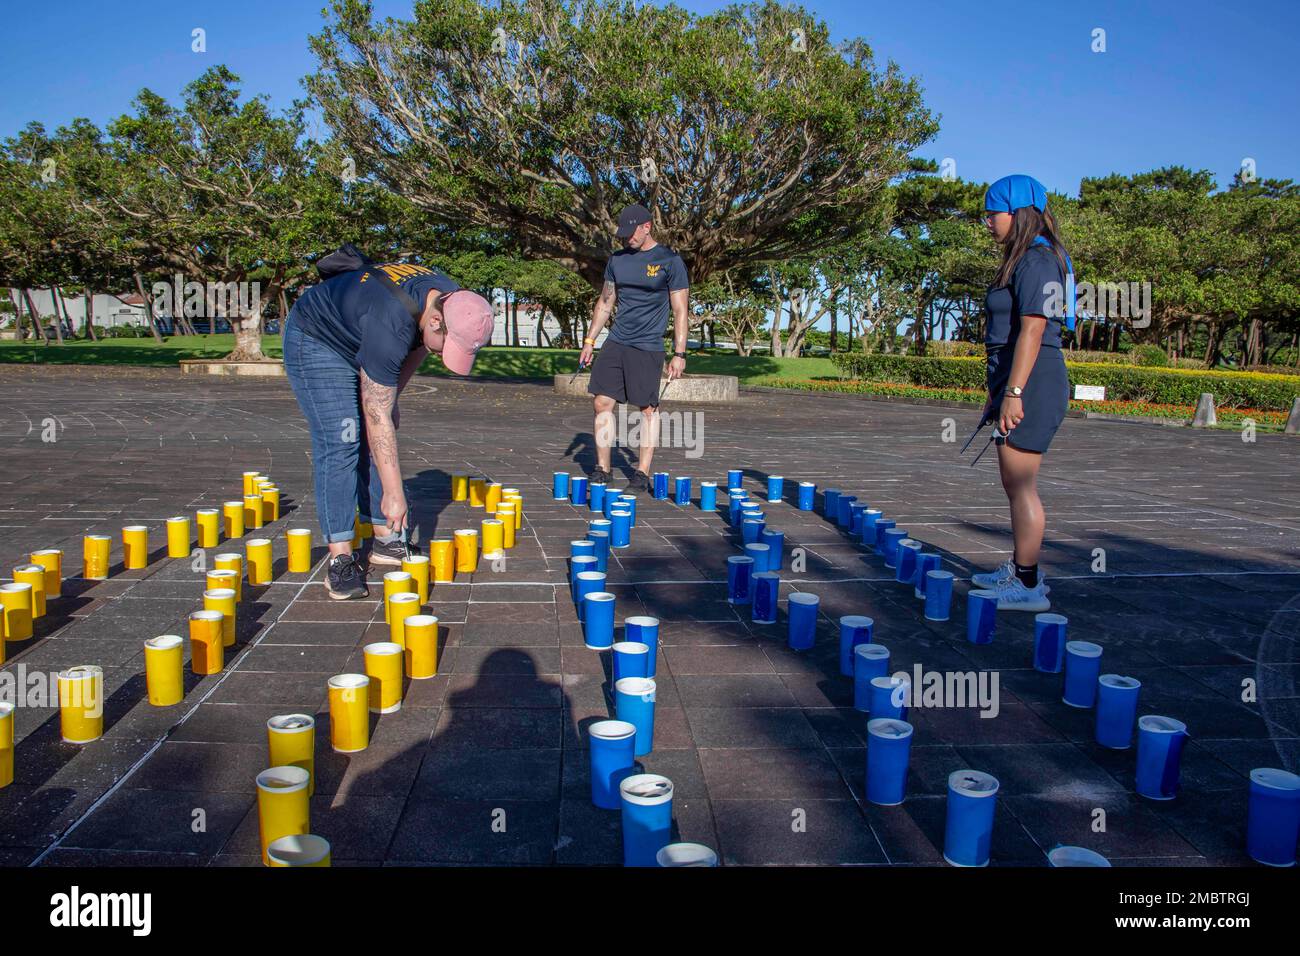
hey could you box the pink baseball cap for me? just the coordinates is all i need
[436,290,494,375]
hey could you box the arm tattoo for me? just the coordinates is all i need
[599,280,616,306]
[359,371,399,468]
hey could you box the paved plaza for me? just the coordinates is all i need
[0,364,1297,866]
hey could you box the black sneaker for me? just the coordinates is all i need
[590,467,613,486]
[326,554,368,600]
[625,470,650,494]
[368,536,418,567]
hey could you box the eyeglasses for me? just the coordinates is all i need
[981,210,1006,223]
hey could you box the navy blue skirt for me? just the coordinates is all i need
[986,345,1070,453]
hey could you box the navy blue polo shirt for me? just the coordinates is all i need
[290,263,460,386]
[985,241,1066,350]
[604,245,690,351]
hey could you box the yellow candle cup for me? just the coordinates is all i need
[363,642,404,714]
[504,494,524,530]
[257,766,310,867]
[166,516,191,559]
[430,540,454,582]
[0,702,13,789]
[485,483,503,514]
[402,554,430,603]
[144,635,184,706]
[243,495,264,530]
[451,475,469,501]
[328,674,369,753]
[82,534,111,580]
[267,834,331,868]
[469,479,486,508]
[29,549,63,598]
[122,525,149,570]
[203,588,237,647]
[0,584,33,641]
[260,486,280,522]
[223,500,245,539]
[188,610,225,674]
[286,529,312,573]
[267,714,316,796]
[246,538,273,586]
[382,571,413,624]
[13,565,46,618]
[196,508,221,548]
[214,553,244,600]
[497,507,517,549]
[454,529,478,574]
[58,665,103,744]
[481,519,504,559]
[243,471,263,496]
[404,614,439,679]
[388,591,421,648]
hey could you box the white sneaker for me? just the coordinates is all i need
[972,559,1050,594]
[993,575,1051,612]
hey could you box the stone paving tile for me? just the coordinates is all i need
[1,365,1297,866]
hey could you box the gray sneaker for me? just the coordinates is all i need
[971,558,1050,594]
[326,553,368,600]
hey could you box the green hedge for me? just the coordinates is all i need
[831,352,1300,411]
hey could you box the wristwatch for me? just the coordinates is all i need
[1005,385,1024,398]
[673,351,687,359]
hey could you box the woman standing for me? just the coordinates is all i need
[970,174,1072,611]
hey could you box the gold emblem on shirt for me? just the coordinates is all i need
[646,264,661,278]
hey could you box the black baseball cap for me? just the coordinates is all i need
[615,204,652,238]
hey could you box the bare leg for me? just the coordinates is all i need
[327,542,354,559]
[996,442,1045,566]
[593,395,616,471]
[637,405,659,474]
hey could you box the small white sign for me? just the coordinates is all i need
[1074,384,1106,401]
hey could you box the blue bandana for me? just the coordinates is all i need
[984,174,1049,213]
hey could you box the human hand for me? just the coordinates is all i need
[381,487,409,533]
[999,396,1024,434]
[668,355,686,380]
[579,344,595,369]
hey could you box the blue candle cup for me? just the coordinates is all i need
[1047,846,1111,867]
[574,571,607,621]
[869,675,910,721]
[848,502,866,537]
[751,572,779,624]
[618,494,637,527]
[587,530,611,573]
[583,591,616,649]
[1095,674,1142,749]
[797,481,815,511]
[836,494,857,529]
[924,570,955,622]
[894,540,921,585]
[611,641,651,683]
[760,529,785,571]
[727,469,743,491]
[569,475,589,506]
[699,481,717,512]
[588,516,612,539]
[610,509,632,548]
[615,677,657,757]
[653,472,669,499]
[603,490,616,519]
[853,644,891,711]
[839,615,874,677]
[881,528,908,568]
[727,555,755,605]
[656,843,718,867]
[741,518,766,545]
[589,719,638,810]
[744,542,771,573]
[620,773,673,866]
[1062,640,1103,708]
[590,483,607,512]
[552,471,570,500]
[728,494,746,525]
[787,592,819,650]
[944,770,1000,867]
[767,475,784,503]
[966,589,998,644]
[866,718,913,806]
[871,518,895,550]
[569,554,598,602]
[823,489,841,521]
[913,553,940,599]
[860,509,882,546]
[624,616,660,678]
[674,476,691,506]
[1033,613,1069,673]
[1135,715,1188,801]
[1246,768,1300,867]
[571,539,596,561]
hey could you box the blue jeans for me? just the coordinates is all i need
[283,312,386,543]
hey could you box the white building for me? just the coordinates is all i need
[492,300,608,348]
[4,289,164,334]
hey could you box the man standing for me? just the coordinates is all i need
[283,259,494,599]
[580,204,690,492]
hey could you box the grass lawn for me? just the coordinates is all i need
[0,336,838,385]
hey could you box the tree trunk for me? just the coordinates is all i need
[829,295,837,353]
[84,287,98,340]
[133,272,166,344]
[48,286,66,344]
[22,289,49,343]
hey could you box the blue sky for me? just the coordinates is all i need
[1,0,1296,196]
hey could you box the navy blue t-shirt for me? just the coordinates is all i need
[604,245,690,351]
[290,263,460,386]
[985,242,1066,350]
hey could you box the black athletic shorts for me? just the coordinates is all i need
[587,339,666,408]
[986,344,1070,453]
